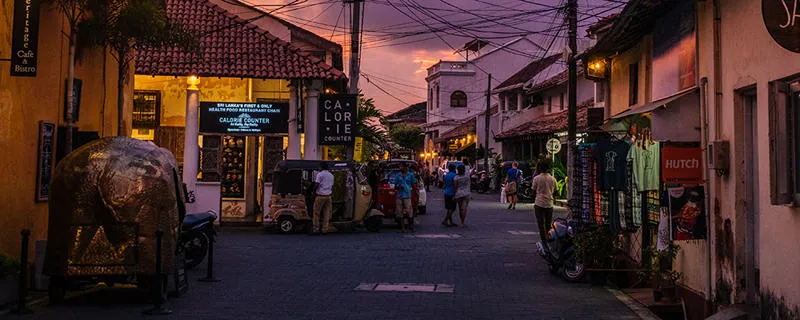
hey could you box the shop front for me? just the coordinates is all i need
[433,118,477,165]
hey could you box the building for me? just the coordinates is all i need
[386,101,426,129]
[0,0,131,258]
[422,37,543,170]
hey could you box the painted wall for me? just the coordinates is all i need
[608,36,650,117]
[0,2,128,258]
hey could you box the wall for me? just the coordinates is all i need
[0,2,127,258]
[609,36,650,116]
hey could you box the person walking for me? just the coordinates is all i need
[453,164,471,228]
[441,163,457,227]
[312,162,334,235]
[532,160,557,245]
[393,164,417,233]
[504,161,522,210]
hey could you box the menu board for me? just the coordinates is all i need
[199,102,289,135]
[36,121,55,201]
[221,136,246,199]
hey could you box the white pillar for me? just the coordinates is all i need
[304,80,323,160]
[517,91,523,111]
[183,76,201,213]
[287,83,301,159]
[504,95,510,111]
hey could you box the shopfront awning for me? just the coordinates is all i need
[612,87,698,119]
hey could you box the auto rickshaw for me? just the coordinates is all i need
[44,137,186,304]
[263,160,382,233]
[366,159,427,225]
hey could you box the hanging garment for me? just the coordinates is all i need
[594,140,631,191]
[623,159,636,230]
[628,142,661,191]
[657,206,671,251]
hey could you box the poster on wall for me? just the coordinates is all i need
[652,0,697,100]
[319,94,357,145]
[668,186,706,240]
[199,102,289,135]
[10,0,41,77]
[36,121,54,201]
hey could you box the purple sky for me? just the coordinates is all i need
[248,0,625,114]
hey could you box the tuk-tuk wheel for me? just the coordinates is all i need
[48,276,66,305]
[277,217,296,234]
[365,216,382,232]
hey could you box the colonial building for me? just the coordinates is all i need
[386,101,426,129]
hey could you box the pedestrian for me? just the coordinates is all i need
[441,163,457,227]
[454,164,470,228]
[393,163,417,233]
[504,161,522,210]
[422,163,432,191]
[532,160,557,245]
[311,162,334,235]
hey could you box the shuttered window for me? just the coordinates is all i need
[769,79,800,206]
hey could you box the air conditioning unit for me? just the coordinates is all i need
[708,140,729,176]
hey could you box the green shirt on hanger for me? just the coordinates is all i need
[627,141,661,191]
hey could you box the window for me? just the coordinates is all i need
[429,87,434,110]
[133,90,161,129]
[629,63,639,106]
[451,91,467,108]
[597,81,606,102]
[560,92,565,111]
[436,85,440,109]
[769,78,800,206]
[548,96,553,113]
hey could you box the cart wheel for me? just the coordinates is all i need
[278,217,296,234]
[365,216,382,232]
[48,276,66,305]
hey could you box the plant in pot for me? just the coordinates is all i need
[640,243,682,302]
[574,226,618,286]
[0,253,20,306]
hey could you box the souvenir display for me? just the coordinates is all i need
[221,136,245,199]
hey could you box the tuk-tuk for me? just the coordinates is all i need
[366,159,427,224]
[44,137,186,304]
[264,160,382,233]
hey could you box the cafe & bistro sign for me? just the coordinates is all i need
[10,0,41,76]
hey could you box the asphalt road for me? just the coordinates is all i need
[11,192,643,320]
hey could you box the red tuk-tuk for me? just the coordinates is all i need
[366,160,427,224]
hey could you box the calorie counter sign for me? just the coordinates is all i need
[319,94,357,146]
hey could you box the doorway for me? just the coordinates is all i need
[741,90,759,305]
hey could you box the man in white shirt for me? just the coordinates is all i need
[532,160,557,245]
[312,162,335,235]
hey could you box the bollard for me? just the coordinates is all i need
[198,233,220,282]
[143,230,172,315]
[12,229,33,314]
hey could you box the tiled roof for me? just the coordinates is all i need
[388,102,426,124]
[586,14,619,38]
[435,118,476,143]
[494,54,561,92]
[495,100,600,140]
[588,0,677,58]
[525,66,584,94]
[135,0,346,80]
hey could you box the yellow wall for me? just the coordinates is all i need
[609,36,650,116]
[0,2,129,259]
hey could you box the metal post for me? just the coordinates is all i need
[13,229,32,314]
[483,74,492,175]
[566,0,578,201]
[199,234,220,282]
[143,229,172,315]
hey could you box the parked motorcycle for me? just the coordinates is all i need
[470,170,491,193]
[517,176,535,202]
[181,211,217,269]
[536,218,585,282]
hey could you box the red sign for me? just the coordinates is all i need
[661,147,703,185]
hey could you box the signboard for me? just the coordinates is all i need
[199,102,289,135]
[546,138,562,154]
[763,0,800,52]
[36,121,54,201]
[661,146,703,185]
[353,137,363,161]
[319,94,357,145]
[11,0,41,77]
[63,78,82,122]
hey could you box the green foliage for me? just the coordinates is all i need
[574,226,618,268]
[389,124,424,151]
[639,243,683,288]
[0,253,20,279]
[356,94,388,146]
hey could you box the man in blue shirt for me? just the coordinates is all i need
[393,164,417,233]
[441,163,458,227]
[505,161,522,210]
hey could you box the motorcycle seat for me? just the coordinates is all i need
[183,211,217,228]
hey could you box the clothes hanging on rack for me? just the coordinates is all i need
[628,140,661,191]
[594,139,630,191]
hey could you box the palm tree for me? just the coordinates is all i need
[356,94,388,146]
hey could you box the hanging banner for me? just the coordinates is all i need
[353,137,363,161]
[10,0,41,77]
[199,102,289,135]
[319,94,357,145]
[661,146,703,185]
[668,186,707,240]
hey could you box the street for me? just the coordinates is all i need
[13,192,643,320]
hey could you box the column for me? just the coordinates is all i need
[304,80,323,160]
[183,76,201,213]
[287,82,301,159]
[504,94,510,112]
[517,91,523,111]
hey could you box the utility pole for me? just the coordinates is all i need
[484,74,492,175]
[566,0,578,201]
[347,0,362,94]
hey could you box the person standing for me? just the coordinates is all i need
[393,164,417,233]
[311,162,334,235]
[532,160,557,245]
[453,165,471,228]
[504,161,522,210]
[441,163,457,227]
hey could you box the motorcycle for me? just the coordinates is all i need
[517,176,535,202]
[536,218,586,282]
[470,171,491,193]
[181,211,217,269]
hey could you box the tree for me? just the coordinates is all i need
[389,124,424,152]
[346,93,387,160]
[78,0,195,136]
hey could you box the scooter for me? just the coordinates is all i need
[518,176,535,202]
[536,218,585,282]
[181,211,217,269]
[470,171,491,193]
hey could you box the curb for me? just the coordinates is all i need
[607,287,661,320]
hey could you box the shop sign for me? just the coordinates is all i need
[199,102,289,135]
[661,146,703,185]
[36,121,54,201]
[319,94,357,145]
[763,0,800,53]
[10,0,41,77]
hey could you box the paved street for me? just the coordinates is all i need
[13,192,642,320]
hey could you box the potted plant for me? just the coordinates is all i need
[640,243,682,302]
[0,253,20,306]
[574,226,618,286]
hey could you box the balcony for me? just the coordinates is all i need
[427,61,475,79]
